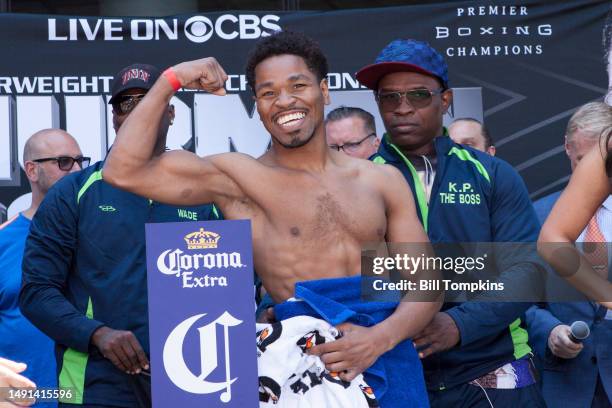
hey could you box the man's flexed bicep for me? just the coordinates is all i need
[103,56,233,205]
[104,149,243,206]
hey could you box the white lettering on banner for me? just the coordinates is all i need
[157,249,245,276]
[456,6,528,17]
[215,14,239,40]
[48,19,67,40]
[225,75,249,91]
[239,15,262,39]
[81,19,102,40]
[538,24,552,36]
[435,25,552,39]
[0,76,113,94]
[104,19,123,40]
[163,312,242,400]
[446,44,543,57]
[326,73,365,90]
[156,19,178,40]
[182,272,228,288]
[436,5,551,58]
[131,19,153,40]
[0,72,365,95]
[47,15,281,42]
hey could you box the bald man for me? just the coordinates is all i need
[0,129,87,405]
[21,129,89,218]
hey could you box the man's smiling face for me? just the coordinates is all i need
[254,54,329,149]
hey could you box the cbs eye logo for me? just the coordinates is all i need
[184,16,214,43]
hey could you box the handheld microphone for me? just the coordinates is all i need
[568,321,590,344]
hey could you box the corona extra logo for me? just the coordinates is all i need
[184,227,220,249]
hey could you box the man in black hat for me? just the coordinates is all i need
[108,64,174,155]
[20,63,220,408]
[356,40,546,407]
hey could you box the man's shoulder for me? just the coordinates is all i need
[76,161,143,202]
[347,153,400,179]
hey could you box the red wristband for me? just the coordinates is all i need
[163,68,181,91]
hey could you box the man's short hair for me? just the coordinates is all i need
[245,31,329,91]
[451,117,493,149]
[603,9,612,69]
[565,101,612,143]
[325,106,376,135]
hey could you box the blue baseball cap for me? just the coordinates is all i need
[356,39,448,90]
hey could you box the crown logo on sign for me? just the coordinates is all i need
[184,228,220,249]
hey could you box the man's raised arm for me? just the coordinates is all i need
[103,58,235,206]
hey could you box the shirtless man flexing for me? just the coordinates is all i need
[103,31,441,391]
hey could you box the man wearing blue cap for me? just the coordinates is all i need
[356,40,545,407]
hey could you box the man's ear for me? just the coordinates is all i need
[373,136,381,149]
[320,78,330,105]
[441,88,453,115]
[24,161,38,182]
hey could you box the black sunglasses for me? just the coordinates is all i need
[376,88,445,111]
[32,156,91,171]
[113,93,147,115]
[329,133,376,153]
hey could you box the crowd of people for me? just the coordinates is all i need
[0,29,610,408]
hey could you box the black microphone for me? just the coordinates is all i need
[568,321,590,344]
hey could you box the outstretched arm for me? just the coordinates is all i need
[103,58,240,206]
[538,145,612,309]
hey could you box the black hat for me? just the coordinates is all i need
[108,63,161,105]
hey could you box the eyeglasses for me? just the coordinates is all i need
[112,93,146,115]
[376,88,445,111]
[329,133,376,153]
[32,156,91,171]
